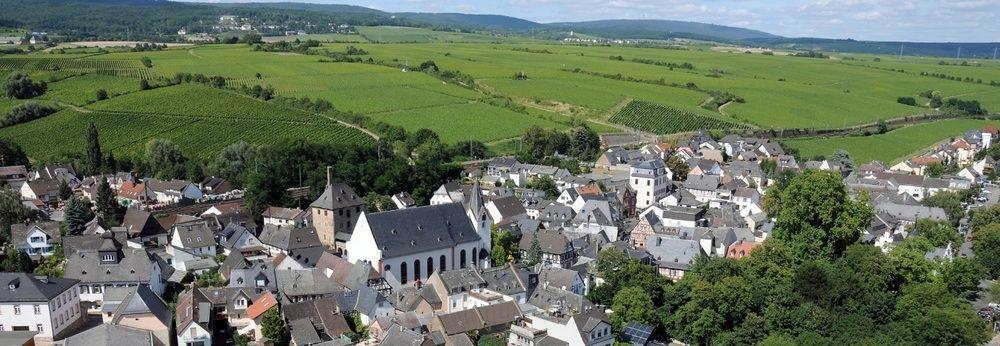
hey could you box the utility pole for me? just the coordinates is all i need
[898,43,903,59]
[957,47,961,59]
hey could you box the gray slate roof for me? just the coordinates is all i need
[172,221,216,249]
[363,203,480,258]
[111,284,171,326]
[311,183,364,210]
[65,247,154,284]
[65,324,153,345]
[0,273,78,302]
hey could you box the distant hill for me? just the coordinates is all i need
[547,19,781,41]
[219,2,387,15]
[395,12,542,30]
[746,37,1000,59]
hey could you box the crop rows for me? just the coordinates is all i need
[0,109,371,159]
[0,57,154,79]
[609,99,752,134]
[90,84,320,122]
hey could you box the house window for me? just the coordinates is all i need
[414,259,421,281]
[36,324,43,332]
[13,305,20,315]
[0,325,4,331]
[400,262,408,284]
[459,250,467,269]
[33,305,40,314]
[427,257,434,276]
[102,253,114,262]
[235,299,246,308]
[440,255,447,271]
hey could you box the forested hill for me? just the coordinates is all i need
[546,19,780,41]
[0,0,414,40]
[746,37,1000,59]
[395,13,543,31]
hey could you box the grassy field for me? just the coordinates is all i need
[781,118,999,164]
[39,74,142,105]
[375,102,570,143]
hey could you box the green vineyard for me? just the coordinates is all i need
[609,99,753,135]
[0,57,155,79]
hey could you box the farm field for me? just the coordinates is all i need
[39,74,142,105]
[374,102,571,143]
[324,42,999,128]
[781,118,999,164]
[0,107,371,159]
[609,99,752,135]
[88,84,325,122]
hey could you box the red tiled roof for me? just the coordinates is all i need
[247,291,278,320]
[984,125,998,135]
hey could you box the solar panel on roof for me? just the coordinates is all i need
[623,321,653,345]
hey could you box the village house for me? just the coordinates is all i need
[10,221,61,258]
[629,159,672,209]
[65,232,166,310]
[262,206,307,227]
[0,273,84,341]
[519,229,576,269]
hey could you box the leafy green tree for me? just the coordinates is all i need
[140,56,152,68]
[896,96,917,106]
[889,237,936,284]
[62,197,94,236]
[33,244,64,277]
[611,286,657,330]
[1,243,34,273]
[973,223,1000,278]
[85,122,103,173]
[568,124,600,159]
[196,268,224,287]
[95,178,124,225]
[4,71,46,99]
[261,308,288,346]
[771,170,873,258]
[144,138,185,179]
[925,163,945,178]
[876,119,889,134]
[941,257,985,298]
[490,227,518,266]
[2,102,60,127]
[57,180,72,201]
[95,88,108,100]
[970,203,1000,236]
[908,219,960,247]
[667,156,690,181]
[139,79,150,90]
[0,139,29,167]
[527,175,559,199]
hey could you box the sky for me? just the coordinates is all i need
[189,0,1000,42]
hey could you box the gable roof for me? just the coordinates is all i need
[111,284,171,326]
[172,221,216,248]
[122,208,167,238]
[246,291,278,320]
[259,225,323,251]
[363,203,481,258]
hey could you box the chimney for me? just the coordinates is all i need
[326,166,332,187]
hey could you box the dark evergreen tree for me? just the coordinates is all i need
[62,197,94,236]
[95,179,123,225]
[85,122,103,173]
